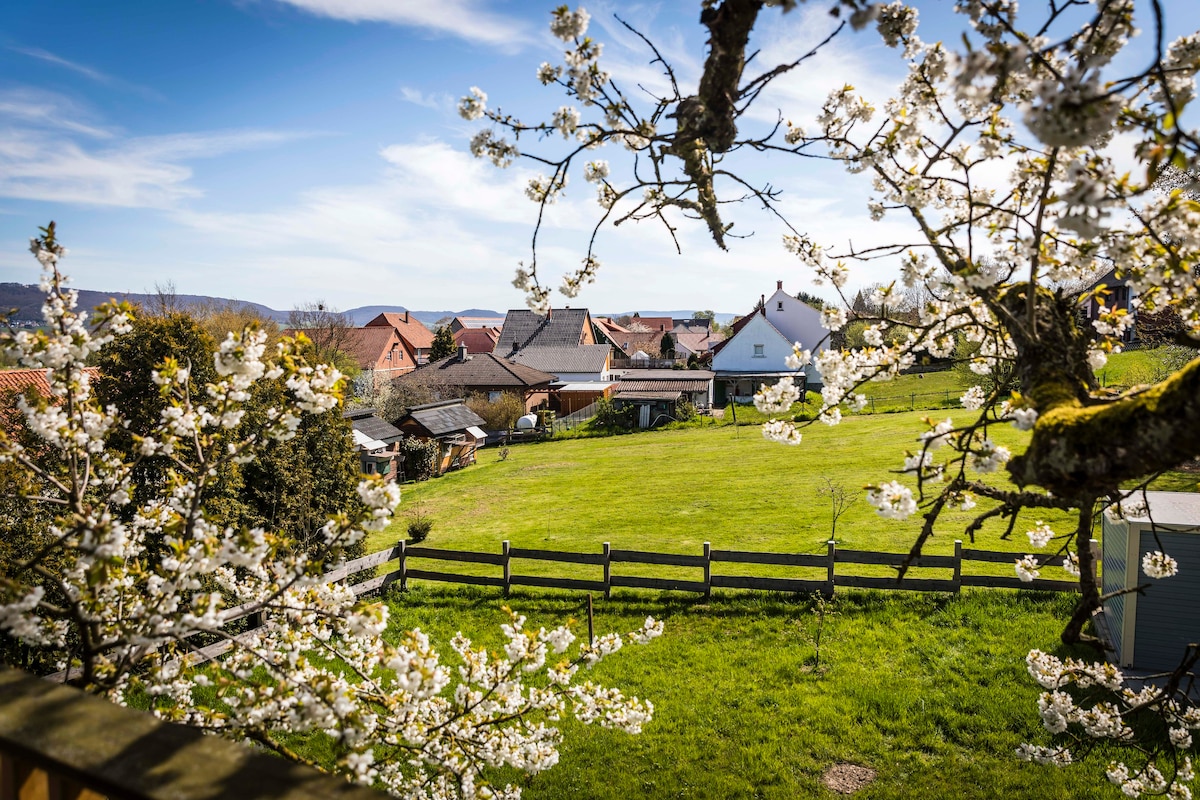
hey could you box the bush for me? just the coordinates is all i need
[675,399,697,421]
[466,392,526,430]
[593,397,634,430]
[399,436,440,482]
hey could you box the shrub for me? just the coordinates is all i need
[466,392,526,430]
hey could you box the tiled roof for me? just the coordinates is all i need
[615,331,671,356]
[343,407,404,442]
[0,367,100,397]
[627,316,673,332]
[365,312,435,350]
[452,315,506,329]
[336,327,400,370]
[674,332,723,354]
[509,345,610,375]
[454,327,499,354]
[494,308,592,352]
[403,400,487,437]
[398,352,556,389]
[594,317,630,334]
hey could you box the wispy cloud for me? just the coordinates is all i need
[0,88,115,138]
[9,46,163,100]
[0,101,319,209]
[268,0,534,49]
[399,86,454,112]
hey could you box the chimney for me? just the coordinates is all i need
[547,307,552,321]
[760,294,766,316]
[458,343,469,362]
[777,280,783,291]
[403,311,409,323]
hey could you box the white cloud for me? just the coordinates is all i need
[399,86,454,111]
[9,46,163,100]
[0,99,318,208]
[269,0,533,49]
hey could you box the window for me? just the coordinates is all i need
[365,462,376,474]
[753,344,765,357]
[777,301,783,310]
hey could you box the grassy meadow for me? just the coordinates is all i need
[348,348,1196,799]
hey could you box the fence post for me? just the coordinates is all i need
[910,393,915,411]
[398,539,407,592]
[603,542,611,600]
[703,542,712,599]
[502,540,511,597]
[953,539,962,592]
[1089,538,1101,585]
[825,540,836,598]
[870,397,876,414]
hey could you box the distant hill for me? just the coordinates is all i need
[0,283,504,331]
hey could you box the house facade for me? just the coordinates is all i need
[365,312,436,365]
[711,280,824,404]
[394,347,556,413]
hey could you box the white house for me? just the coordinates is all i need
[711,280,826,404]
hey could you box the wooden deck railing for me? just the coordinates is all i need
[0,668,388,800]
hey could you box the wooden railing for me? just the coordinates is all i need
[0,668,388,800]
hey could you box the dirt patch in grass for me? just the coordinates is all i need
[822,763,876,795]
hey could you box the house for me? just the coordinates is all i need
[0,367,99,398]
[396,399,488,476]
[395,346,557,413]
[612,369,715,427]
[1101,492,1200,670]
[625,315,674,333]
[711,280,826,403]
[1079,267,1136,344]
[343,408,403,480]
[507,345,616,414]
[493,308,598,354]
[453,326,500,354]
[448,315,506,333]
[332,326,415,381]
[364,312,436,365]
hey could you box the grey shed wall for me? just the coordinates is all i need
[1132,525,1200,671]
[1101,516,1129,662]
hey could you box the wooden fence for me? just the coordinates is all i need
[389,538,1092,598]
[67,537,1086,673]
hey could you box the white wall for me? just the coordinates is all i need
[712,313,794,373]
[764,288,826,355]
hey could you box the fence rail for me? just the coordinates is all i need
[72,537,1090,676]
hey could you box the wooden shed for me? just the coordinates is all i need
[396,400,488,476]
[1101,491,1200,670]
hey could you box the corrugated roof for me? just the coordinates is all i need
[404,400,487,437]
[1126,491,1200,529]
[494,308,592,352]
[365,312,435,350]
[0,367,100,397]
[509,345,610,375]
[615,390,683,400]
[399,352,556,388]
[617,378,712,392]
[618,369,714,381]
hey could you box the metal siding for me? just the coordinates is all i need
[1132,527,1200,671]
[1101,516,1128,660]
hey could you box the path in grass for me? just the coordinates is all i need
[381,586,1127,800]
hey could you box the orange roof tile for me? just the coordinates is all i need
[0,367,100,398]
[365,313,435,350]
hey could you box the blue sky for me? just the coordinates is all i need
[0,1,1194,315]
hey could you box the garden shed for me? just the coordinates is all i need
[1101,491,1200,670]
[396,399,488,476]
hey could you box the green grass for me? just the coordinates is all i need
[375,586,1130,799]
[1095,347,1176,389]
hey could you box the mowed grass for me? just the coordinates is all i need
[378,586,1131,799]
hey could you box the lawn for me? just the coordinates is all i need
[372,586,1130,799]
[352,408,1196,799]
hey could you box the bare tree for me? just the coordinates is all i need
[287,301,355,366]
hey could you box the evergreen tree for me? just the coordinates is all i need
[430,325,457,360]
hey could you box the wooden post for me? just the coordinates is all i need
[703,542,712,599]
[587,594,594,647]
[398,539,407,592]
[1089,538,1101,585]
[825,540,836,598]
[502,540,511,597]
[953,540,963,592]
[603,542,611,600]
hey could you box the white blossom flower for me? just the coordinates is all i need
[1143,551,1179,579]
[1026,521,1054,549]
[1015,555,1041,582]
[867,480,917,520]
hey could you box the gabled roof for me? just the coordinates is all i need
[452,315,506,329]
[509,344,610,375]
[594,317,630,334]
[673,319,713,334]
[332,327,401,370]
[615,331,671,356]
[402,400,487,437]
[454,327,500,354]
[675,332,722,354]
[494,308,593,352]
[401,352,556,389]
[627,316,674,332]
[365,312,435,350]
[0,367,100,397]
[343,407,404,443]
